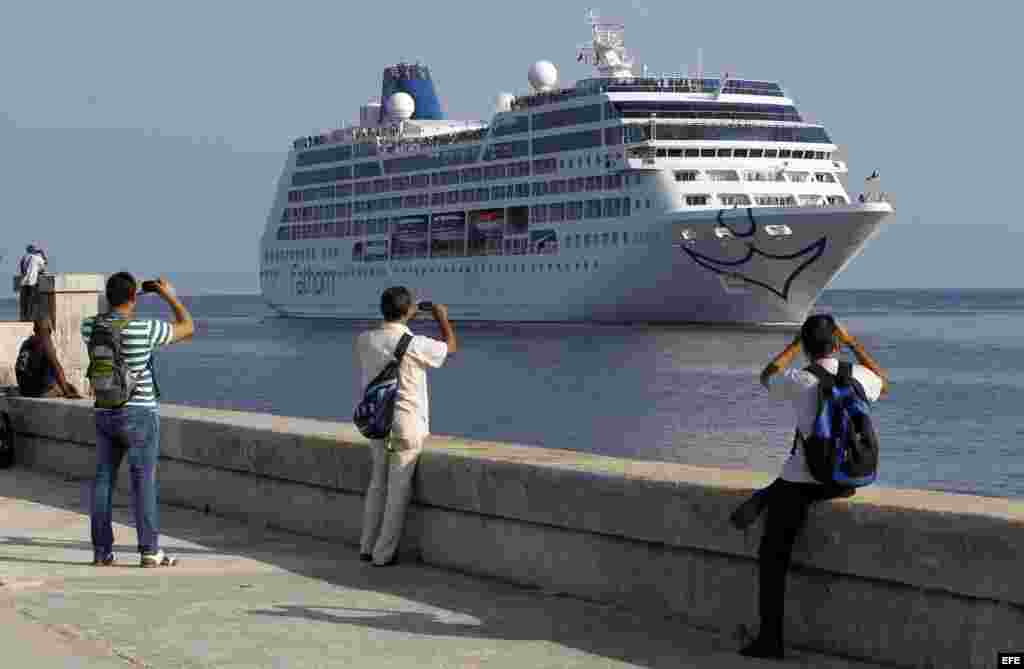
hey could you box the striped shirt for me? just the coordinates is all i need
[81,316,174,409]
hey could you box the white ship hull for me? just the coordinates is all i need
[260,203,891,325]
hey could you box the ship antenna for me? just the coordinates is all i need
[580,8,634,79]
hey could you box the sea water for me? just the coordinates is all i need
[3,289,1021,499]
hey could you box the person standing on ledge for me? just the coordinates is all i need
[82,273,194,568]
[731,314,887,660]
[16,244,46,322]
[355,287,455,566]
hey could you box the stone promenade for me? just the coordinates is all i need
[0,467,884,668]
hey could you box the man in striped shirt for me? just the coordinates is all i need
[81,273,194,568]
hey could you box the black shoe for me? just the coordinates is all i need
[359,553,372,562]
[739,638,785,660]
[730,493,768,530]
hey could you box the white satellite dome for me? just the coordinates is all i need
[495,92,515,112]
[528,60,558,92]
[386,92,415,121]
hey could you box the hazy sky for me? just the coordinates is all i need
[1,0,1020,292]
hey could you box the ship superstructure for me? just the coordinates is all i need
[259,15,892,323]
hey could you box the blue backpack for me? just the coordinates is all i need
[796,362,880,487]
[354,334,413,440]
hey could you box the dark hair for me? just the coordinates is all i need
[380,286,412,321]
[106,272,137,308]
[800,314,838,359]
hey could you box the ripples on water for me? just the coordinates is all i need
[2,290,1022,499]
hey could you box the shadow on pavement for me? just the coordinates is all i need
[0,467,860,668]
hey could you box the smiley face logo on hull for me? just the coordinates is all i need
[678,208,827,301]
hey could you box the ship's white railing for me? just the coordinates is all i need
[294,121,489,153]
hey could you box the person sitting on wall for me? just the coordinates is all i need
[355,288,456,566]
[15,318,83,399]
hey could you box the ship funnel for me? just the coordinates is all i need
[379,63,445,123]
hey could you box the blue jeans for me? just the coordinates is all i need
[91,407,160,557]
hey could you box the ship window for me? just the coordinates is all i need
[602,233,610,246]
[814,172,836,183]
[549,202,565,221]
[604,197,622,217]
[656,149,667,158]
[701,149,715,157]
[784,171,810,183]
[791,150,804,159]
[748,148,763,157]
[560,159,565,168]
[754,194,797,206]
[675,170,700,182]
[763,149,777,158]
[685,149,699,157]
[686,195,709,206]
[533,104,603,131]
[733,148,749,158]
[719,193,752,206]
[707,169,740,182]
[532,129,603,155]
[645,199,651,208]
[717,149,732,157]
[828,195,847,205]
[668,149,683,158]
[778,149,792,158]
[766,224,794,236]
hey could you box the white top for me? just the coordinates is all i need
[19,254,45,288]
[766,356,884,483]
[355,321,448,438]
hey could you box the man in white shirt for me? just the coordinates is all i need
[16,245,46,322]
[355,286,456,566]
[732,314,888,660]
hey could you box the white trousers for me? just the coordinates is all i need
[359,431,424,565]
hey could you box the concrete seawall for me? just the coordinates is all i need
[2,396,1022,668]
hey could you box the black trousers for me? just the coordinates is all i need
[19,285,37,321]
[756,478,853,643]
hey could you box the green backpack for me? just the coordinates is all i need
[86,314,138,409]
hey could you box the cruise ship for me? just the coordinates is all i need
[259,16,893,324]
